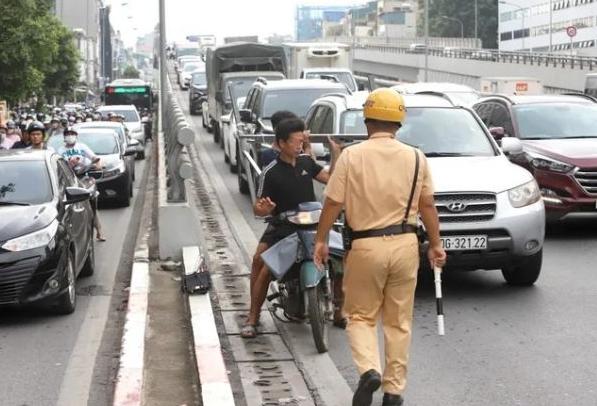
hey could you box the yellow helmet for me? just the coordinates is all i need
[363,88,406,123]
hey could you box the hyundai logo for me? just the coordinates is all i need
[447,202,467,213]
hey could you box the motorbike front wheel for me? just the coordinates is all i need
[307,284,328,353]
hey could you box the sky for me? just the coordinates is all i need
[105,0,361,48]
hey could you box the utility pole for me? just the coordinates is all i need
[424,0,429,82]
[474,0,478,46]
[159,0,166,130]
[549,0,553,53]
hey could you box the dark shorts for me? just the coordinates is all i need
[259,223,296,246]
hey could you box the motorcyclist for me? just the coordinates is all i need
[58,127,106,241]
[1,121,21,149]
[11,124,31,149]
[47,117,63,139]
[240,117,342,339]
[26,121,52,150]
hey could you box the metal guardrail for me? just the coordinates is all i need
[162,71,195,202]
[354,43,597,71]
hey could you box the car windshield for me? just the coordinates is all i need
[263,89,347,119]
[49,133,119,155]
[107,109,139,122]
[177,47,199,57]
[0,160,53,205]
[398,107,496,156]
[513,103,597,139]
[184,63,203,72]
[78,125,125,145]
[225,76,282,102]
[305,72,356,91]
[340,110,367,134]
[192,72,207,85]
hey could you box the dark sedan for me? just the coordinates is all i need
[189,70,207,115]
[0,150,95,314]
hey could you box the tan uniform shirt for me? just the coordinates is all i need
[325,132,434,231]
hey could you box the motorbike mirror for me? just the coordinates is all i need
[64,186,92,205]
[239,109,253,123]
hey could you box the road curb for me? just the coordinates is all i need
[112,260,149,406]
[183,246,235,406]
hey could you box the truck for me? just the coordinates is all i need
[224,36,258,44]
[205,42,287,144]
[480,77,543,95]
[283,42,358,92]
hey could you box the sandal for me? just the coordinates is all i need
[240,324,258,339]
[333,310,347,329]
[96,235,107,242]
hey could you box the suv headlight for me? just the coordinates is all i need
[528,152,574,173]
[2,220,59,252]
[508,180,541,208]
[103,162,126,178]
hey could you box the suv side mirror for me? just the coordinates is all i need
[239,109,253,123]
[357,82,366,91]
[489,126,505,140]
[65,186,91,204]
[501,137,523,156]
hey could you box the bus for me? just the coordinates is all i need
[103,79,153,111]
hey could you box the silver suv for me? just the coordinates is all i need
[305,91,546,286]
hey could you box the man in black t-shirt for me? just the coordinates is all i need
[241,117,341,338]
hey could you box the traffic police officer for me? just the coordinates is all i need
[314,88,446,406]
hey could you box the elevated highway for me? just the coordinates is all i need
[349,42,597,92]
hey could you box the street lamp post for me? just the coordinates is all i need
[500,1,526,51]
[424,0,429,82]
[474,0,478,44]
[159,0,166,130]
[440,15,464,39]
[549,0,553,53]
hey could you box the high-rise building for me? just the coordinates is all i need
[54,0,102,86]
[347,1,417,38]
[296,5,353,41]
[499,0,597,55]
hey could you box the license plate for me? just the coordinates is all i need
[440,235,488,251]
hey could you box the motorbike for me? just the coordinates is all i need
[261,201,345,353]
[72,163,101,210]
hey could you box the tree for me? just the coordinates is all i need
[0,0,80,105]
[122,65,141,79]
[417,0,498,49]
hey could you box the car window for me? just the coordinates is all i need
[490,103,514,136]
[398,107,496,156]
[307,106,326,133]
[262,89,347,119]
[304,72,356,92]
[473,103,491,126]
[103,109,139,122]
[340,110,367,134]
[513,102,597,139]
[252,90,263,116]
[0,160,53,205]
[192,72,207,86]
[319,106,334,134]
[57,160,77,187]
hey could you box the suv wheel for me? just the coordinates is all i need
[502,249,542,286]
[213,121,220,143]
[238,165,249,195]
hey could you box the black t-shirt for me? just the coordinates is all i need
[258,155,323,215]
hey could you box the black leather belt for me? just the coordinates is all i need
[351,224,418,241]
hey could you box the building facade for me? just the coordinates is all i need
[54,0,102,85]
[499,0,597,55]
[296,5,353,41]
[346,1,418,38]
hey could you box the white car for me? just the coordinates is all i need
[301,67,359,93]
[96,105,146,159]
[180,63,206,90]
[305,91,545,286]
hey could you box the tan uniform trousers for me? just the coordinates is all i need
[343,233,419,395]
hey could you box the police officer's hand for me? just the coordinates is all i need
[428,243,447,269]
[313,241,329,272]
[327,136,344,154]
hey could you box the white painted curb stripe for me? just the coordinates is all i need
[184,246,235,406]
[113,262,149,406]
